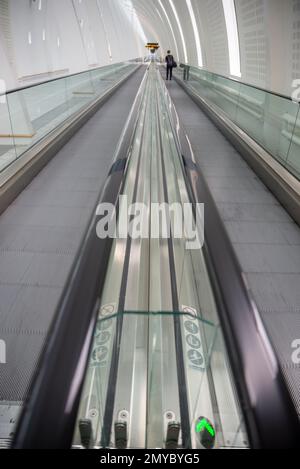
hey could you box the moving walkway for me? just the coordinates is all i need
[0,60,144,448]
[8,64,300,449]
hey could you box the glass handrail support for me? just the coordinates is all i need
[72,65,249,450]
[0,61,140,176]
[174,65,300,181]
[0,62,139,448]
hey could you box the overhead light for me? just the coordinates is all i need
[28,32,32,45]
[222,0,241,77]
[186,0,203,67]
[168,0,188,63]
[38,0,42,11]
[57,37,61,48]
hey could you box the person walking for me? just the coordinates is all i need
[165,50,176,81]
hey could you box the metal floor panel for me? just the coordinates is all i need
[0,68,146,402]
[166,79,300,416]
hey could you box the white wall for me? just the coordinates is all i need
[236,0,300,96]
[197,0,230,75]
[283,0,300,95]
[0,0,17,89]
[0,29,14,89]
[0,0,145,91]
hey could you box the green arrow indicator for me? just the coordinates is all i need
[196,418,215,437]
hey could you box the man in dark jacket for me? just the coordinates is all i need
[165,50,175,80]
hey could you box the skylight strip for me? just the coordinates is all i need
[222,0,241,77]
[157,0,179,59]
[168,0,188,63]
[186,0,203,67]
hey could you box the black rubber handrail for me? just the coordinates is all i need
[12,68,148,449]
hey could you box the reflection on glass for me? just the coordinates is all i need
[1,62,138,171]
[174,65,300,180]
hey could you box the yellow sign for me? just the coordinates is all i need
[146,43,160,50]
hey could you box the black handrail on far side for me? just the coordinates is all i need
[12,68,148,450]
[162,73,300,449]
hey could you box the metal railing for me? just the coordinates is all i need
[0,60,142,175]
[175,64,300,181]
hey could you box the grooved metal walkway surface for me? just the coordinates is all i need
[166,78,300,416]
[0,67,146,402]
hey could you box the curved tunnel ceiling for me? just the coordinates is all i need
[131,0,205,65]
[129,0,241,76]
[1,0,300,97]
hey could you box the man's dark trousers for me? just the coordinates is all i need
[166,65,173,80]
